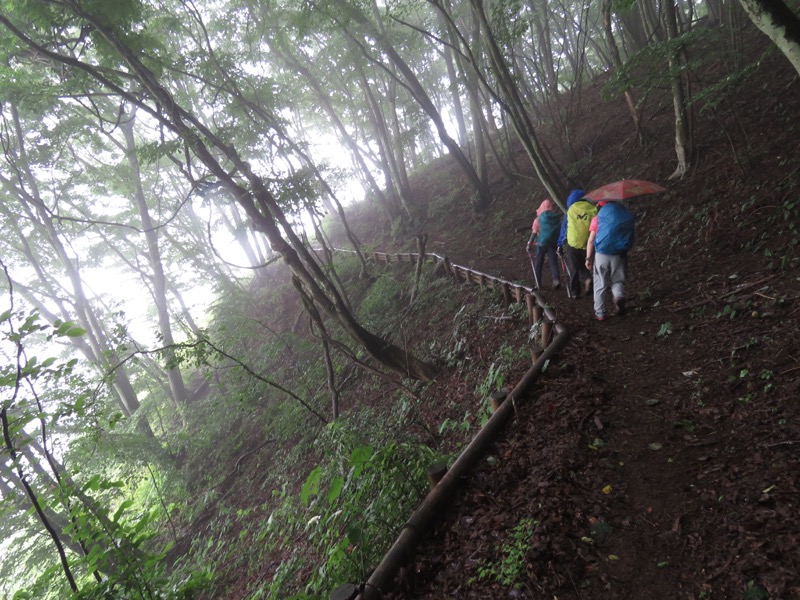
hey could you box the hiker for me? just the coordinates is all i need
[585,201,636,320]
[556,189,597,299]
[526,199,561,290]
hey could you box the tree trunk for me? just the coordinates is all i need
[339,1,492,213]
[467,0,567,207]
[738,0,800,76]
[63,18,437,380]
[1,408,78,592]
[664,0,694,179]
[603,0,645,144]
[121,107,189,415]
[1,104,145,419]
[528,0,559,97]
[437,5,468,146]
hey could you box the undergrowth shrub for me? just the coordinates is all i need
[255,405,439,599]
[357,273,404,330]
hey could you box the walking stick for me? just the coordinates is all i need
[526,247,540,290]
[559,251,574,299]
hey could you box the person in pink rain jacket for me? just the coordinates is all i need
[526,199,562,290]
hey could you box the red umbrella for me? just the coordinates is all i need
[583,179,667,202]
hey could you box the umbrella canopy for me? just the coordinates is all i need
[583,179,667,202]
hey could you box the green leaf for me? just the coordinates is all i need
[301,467,321,505]
[350,445,374,478]
[346,523,365,545]
[112,499,134,522]
[327,476,344,505]
[65,326,87,337]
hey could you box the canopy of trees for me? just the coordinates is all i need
[1,0,798,597]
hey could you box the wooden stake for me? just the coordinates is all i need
[490,390,507,412]
[444,256,458,282]
[427,462,448,489]
[525,293,536,323]
[541,318,553,348]
[533,304,543,323]
[530,344,543,363]
[501,282,512,305]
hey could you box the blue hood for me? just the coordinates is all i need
[566,189,585,209]
[557,189,586,247]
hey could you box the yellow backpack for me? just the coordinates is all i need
[566,200,598,249]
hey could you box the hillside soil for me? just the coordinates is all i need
[360,30,800,600]
[180,26,800,600]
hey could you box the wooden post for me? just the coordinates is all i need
[531,344,544,363]
[501,282,512,305]
[525,293,536,324]
[489,390,507,412]
[410,234,427,304]
[541,318,554,348]
[533,304,543,323]
[427,462,448,489]
[444,257,459,283]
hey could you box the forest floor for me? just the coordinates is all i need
[346,28,800,600]
[182,25,800,600]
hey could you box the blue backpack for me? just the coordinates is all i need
[595,203,635,255]
[536,211,561,246]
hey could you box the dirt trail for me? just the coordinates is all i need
[388,251,800,599]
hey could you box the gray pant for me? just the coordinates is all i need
[593,253,627,317]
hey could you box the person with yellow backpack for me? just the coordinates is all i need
[556,189,598,299]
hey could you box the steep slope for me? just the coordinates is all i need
[341,26,800,600]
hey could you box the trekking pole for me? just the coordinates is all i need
[559,253,574,299]
[526,247,541,290]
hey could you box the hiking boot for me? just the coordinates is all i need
[595,314,605,322]
[614,297,626,316]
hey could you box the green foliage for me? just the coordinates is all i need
[357,273,403,329]
[252,409,438,598]
[742,580,770,600]
[0,307,198,599]
[694,62,760,113]
[603,28,713,102]
[476,342,520,398]
[471,517,538,586]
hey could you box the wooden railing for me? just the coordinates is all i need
[371,250,563,355]
[334,248,569,600]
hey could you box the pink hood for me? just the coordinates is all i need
[536,199,554,215]
[531,199,554,234]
